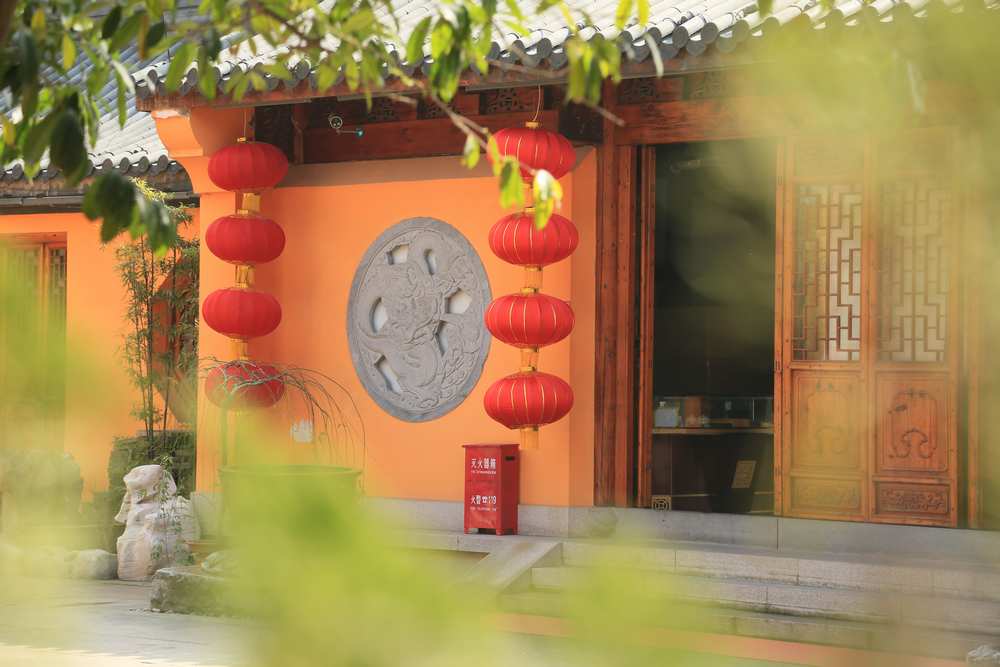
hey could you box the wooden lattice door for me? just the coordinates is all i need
[777,130,959,527]
[0,241,68,449]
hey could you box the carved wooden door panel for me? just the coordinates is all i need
[778,130,959,526]
[778,137,870,521]
[869,130,958,526]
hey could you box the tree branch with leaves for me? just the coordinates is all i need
[0,0,654,250]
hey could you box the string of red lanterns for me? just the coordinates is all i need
[483,122,578,449]
[203,139,289,410]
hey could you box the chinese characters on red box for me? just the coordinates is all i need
[463,444,519,535]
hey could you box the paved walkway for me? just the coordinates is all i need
[0,578,249,666]
[0,577,804,667]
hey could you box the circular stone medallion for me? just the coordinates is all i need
[347,217,492,422]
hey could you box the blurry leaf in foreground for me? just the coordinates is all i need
[221,435,500,667]
[83,174,178,252]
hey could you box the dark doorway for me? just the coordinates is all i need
[646,140,776,514]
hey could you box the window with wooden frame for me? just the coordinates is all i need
[0,237,68,448]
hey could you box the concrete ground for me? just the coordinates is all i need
[0,576,803,667]
[0,578,249,666]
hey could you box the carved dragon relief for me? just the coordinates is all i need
[347,218,491,422]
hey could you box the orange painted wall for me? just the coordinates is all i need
[191,153,598,507]
[1,213,130,495]
[156,105,598,507]
[0,210,200,495]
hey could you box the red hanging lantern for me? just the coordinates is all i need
[485,293,574,349]
[205,360,285,409]
[484,371,574,430]
[491,124,576,183]
[202,288,282,339]
[207,141,289,192]
[489,212,579,267]
[206,213,286,265]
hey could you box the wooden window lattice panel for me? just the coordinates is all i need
[617,77,686,105]
[876,177,951,364]
[791,182,864,362]
[365,97,399,123]
[47,246,67,331]
[480,87,540,115]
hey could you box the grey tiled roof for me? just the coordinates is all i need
[1,44,179,187]
[133,0,997,101]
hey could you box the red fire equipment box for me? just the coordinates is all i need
[463,443,519,535]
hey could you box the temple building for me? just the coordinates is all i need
[2,0,998,541]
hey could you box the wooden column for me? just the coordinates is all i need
[636,147,657,509]
[594,82,639,506]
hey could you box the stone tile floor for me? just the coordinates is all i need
[0,578,249,666]
[0,577,803,667]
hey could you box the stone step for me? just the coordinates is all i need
[530,565,1000,636]
[498,589,998,662]
[560,540,1000,602]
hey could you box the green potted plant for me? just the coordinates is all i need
[201,359,366,538]
[108,180,199,507]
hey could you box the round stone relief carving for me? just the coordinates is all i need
[347,217,492,422]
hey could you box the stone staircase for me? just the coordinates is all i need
[497,540,1000,661]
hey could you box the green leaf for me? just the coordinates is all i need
[84,174,138,242]
[165,41,197,92]
[315,62,339,92]
[461,134,480,169]
[102,6,122,40]
[405,16,432,64]
[17,32,39,83]
[344,59,359,89]
[638,0,650,25]
[110,10,146,52]
[343,7,374,33]
[487,135,501,175]
[230,73,251,100]
[262,63,293,81]
[498,159,525,209]
[532,169,562,229]
[20,84,38,121]
[23,111,60,167]
[615,0,633,29]
[131,189,178,253]
[430,21,454,59]
[49,110,87,184]
[503,0,529,32]
[30,8,45,34]
[111,61,135,127]
[2,118,14,146]
[247,70,266,91]
[146,21,166,51]
[61,35,77,70]
[198,67,217,99]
